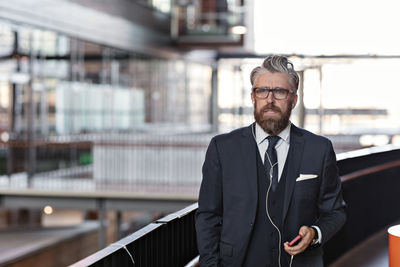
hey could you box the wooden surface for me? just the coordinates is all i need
[329,221,400,267]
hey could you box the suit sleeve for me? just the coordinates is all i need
[195,138,223,267]
[315,140,346,244]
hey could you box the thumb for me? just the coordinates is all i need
[299,226,310,237]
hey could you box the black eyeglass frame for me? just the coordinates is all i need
[252,87,295,100]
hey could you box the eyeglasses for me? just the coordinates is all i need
[252,87,295,100]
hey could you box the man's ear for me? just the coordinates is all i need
[291,94,298,109]
[251,92,255,104]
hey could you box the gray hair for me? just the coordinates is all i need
[250,55,299,91]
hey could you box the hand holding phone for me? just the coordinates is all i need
[288,234,303,247]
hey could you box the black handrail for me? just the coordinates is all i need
[71,203,198,267]
[324,153,400,264]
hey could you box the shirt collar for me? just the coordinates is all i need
[255,121,291,145]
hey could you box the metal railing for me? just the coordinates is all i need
[324,145,400,264]
[71,203,198,267]
[1,132,211,196]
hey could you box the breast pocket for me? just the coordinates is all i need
[294,176,320,202]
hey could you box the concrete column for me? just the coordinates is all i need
[297,70,305,128]
[210,62,219,132]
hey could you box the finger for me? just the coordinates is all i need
[284,242,296,255]
[290,240,307,252]
[284,245,302,256]
[284,240,305,255]
[285,236,310,255]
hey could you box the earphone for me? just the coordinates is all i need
[251,123,283,267]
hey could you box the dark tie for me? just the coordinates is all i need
[265,136,280,192]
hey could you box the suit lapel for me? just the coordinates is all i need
[234,124,258,266]
[282,124,305,222]
[239,124,258,205]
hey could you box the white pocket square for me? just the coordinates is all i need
[296,174,318,181]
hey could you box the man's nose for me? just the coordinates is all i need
[266,91,275,103]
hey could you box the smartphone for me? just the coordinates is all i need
[288,234,303,247]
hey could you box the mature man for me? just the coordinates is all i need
[196,55,346,267]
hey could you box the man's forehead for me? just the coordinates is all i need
[254,72,291,87]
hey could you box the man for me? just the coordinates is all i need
[195,55,346,267]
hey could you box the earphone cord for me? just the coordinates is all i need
[265,154,282,267]
[110,243,135,266]
[290,255,294,267]
[267,156,295,267]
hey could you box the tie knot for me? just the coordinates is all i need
[267,135,280,149]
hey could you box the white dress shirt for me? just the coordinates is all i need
[255,122,291,182]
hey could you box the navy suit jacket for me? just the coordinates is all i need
[195,123,346,266]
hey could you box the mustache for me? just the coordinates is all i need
[261,104,281,113]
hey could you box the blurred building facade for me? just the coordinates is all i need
[0,1,248,266]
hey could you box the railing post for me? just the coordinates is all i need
[98,198,106,249]
[116,210,122,240]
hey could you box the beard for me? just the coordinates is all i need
[254,101,292,136]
